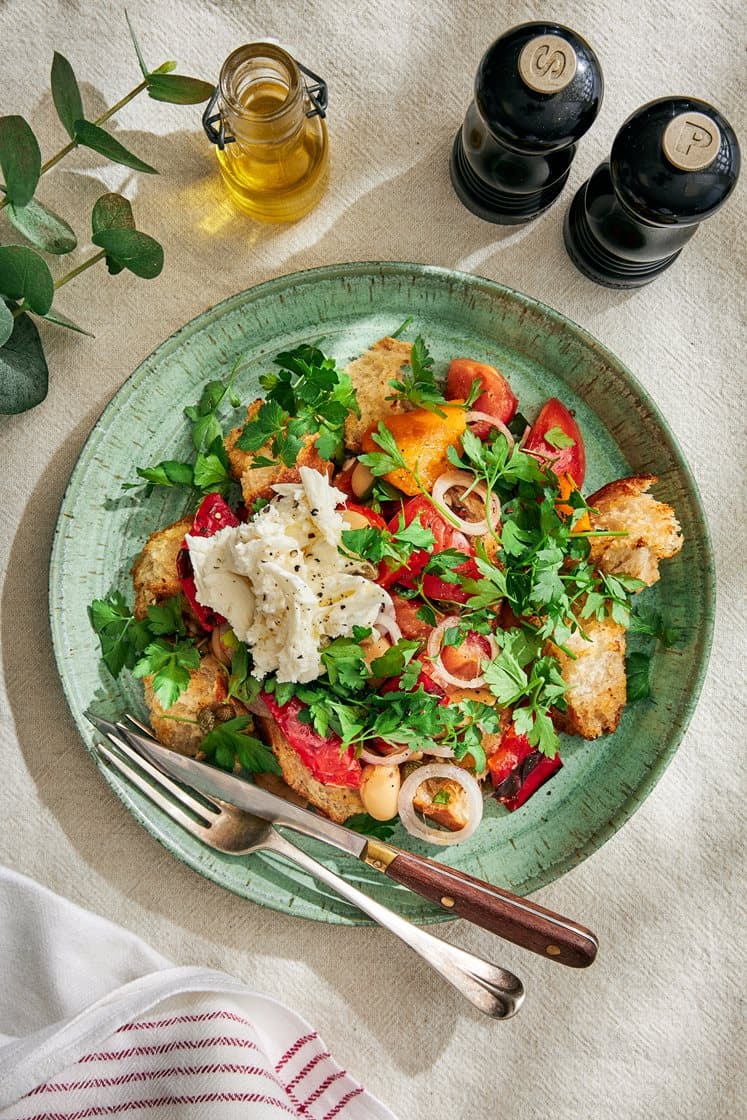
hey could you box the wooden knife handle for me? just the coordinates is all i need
[380,849,598,968]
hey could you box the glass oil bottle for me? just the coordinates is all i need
[203,43,329,223]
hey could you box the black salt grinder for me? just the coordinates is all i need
[563,97,740,287]
[450,22,603,224]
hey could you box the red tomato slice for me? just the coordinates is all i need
[524,398,586,487]
[389,591,434,641]
[378,496,477,603]
[261,692,362,788]
[446,359,518,437]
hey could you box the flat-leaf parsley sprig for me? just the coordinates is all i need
[236,344,359,466]
[386,335,449,416]
[125,360,243,499]
[89,591,201,709]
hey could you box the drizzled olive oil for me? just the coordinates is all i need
[212,44,329,223]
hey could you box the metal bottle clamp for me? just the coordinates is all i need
[202,59,328,150]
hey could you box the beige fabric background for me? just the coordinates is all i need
[1,1,745,1117]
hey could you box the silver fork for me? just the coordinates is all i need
[93,731,525,1020]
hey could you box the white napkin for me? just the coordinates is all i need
[0,868,397,1119]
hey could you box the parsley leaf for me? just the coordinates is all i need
[345,813,397,839]
[201,715,282,774]
[543,425,575,449]
[235,345,359,467]
[386,335,448,416]
[126,362,242,496]
[132,638,201,710]
[626,651,651,702]
[89,591,150,676]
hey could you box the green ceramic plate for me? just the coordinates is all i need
[49,262,714,926]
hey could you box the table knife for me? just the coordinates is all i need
[86,711,598,968]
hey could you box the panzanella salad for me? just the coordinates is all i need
[90,330,683,845]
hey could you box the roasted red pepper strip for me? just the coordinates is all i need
[487,727,562,811]
[178,494,241,632]
[378,496,478,603]
[261,692,362,789]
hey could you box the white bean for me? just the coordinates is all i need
[341,508,371,531]
[360,764,401,821]
[351,460,375,498]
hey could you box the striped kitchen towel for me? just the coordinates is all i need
[0,868,396,1119]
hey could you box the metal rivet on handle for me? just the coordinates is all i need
[545,944,561,956]
[518,35,577,93]
[662,111,721,171]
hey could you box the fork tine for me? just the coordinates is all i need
[94,731,218,829]
[123,712,158,739]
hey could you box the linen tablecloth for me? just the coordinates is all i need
[1,2,744,1117]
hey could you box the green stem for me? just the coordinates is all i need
[0,78,150,209]
[11,248,107,318]
[54,249,107,289]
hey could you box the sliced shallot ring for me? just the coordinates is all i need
[426,616,499,690]
[360,746,412,766]
[431,470,501,536]
[374,605,402,644]
[397,763,484,845]
[465,410,515,449]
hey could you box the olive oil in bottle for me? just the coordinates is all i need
[209,43,329,223]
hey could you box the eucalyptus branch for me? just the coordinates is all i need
[0,15,214,414]
[36,79,150,181]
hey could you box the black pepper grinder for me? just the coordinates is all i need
[450,22,603,224]
[563,97,740,287]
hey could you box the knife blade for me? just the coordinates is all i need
[86,710,598,968]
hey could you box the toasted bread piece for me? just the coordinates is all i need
[256,715,364,823]
[224,402,332,507]
[143,654,229,757]
[588,475,683,588]
[412,776,469,831]
[343,337,412,452]
[131,515,193,620]
[550,615,627,740]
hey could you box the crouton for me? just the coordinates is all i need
[131,515,193,619]
[224,401,332,507]
[343,337,412,452]
[412,776,470,831]
[143,654,230,757]
[550,615,627,740]
[588,475,683,588]
[255,715,364,823]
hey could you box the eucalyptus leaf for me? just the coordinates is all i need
[0,311,49,414]
[146,73,214,105]
[73,120,158,175]
[91,193,135,275]
[0,300,13,348]
[7,197,77,254]
[124,9,149,77]
[40,307,94,336]
[91,192,135,233]
[51,51,84,140]
[91,227,164,278]
[0,245,55,314]
[0,116,41,207]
